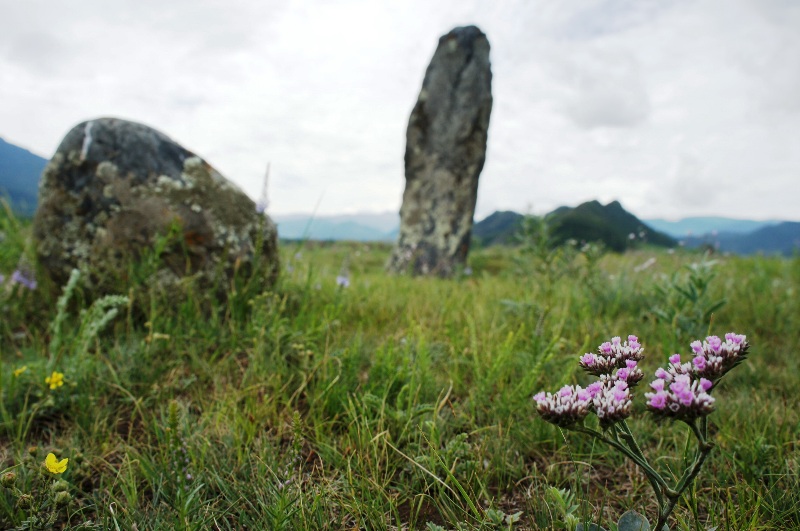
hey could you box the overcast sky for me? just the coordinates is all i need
[1,0,798,221]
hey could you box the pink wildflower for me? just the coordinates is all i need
[581,335,645,377]
[692,356,706,371]
[533,385,592,428]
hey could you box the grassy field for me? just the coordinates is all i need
[0,208,798,530]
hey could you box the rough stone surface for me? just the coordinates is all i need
[33,117,278,296]
[387,25,492,276]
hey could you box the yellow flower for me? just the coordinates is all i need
[13,366,28,377]
[45,371,64,390]
[45,453,68,474]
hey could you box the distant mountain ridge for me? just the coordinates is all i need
[551,200,675,251]
[273,212,398,241]
[642,217,782,238]
[271,207,797,256]
[681,222,799,256]
[0,137,47,215]
[471,211,523,245]
[276,201,679,251]
[473,201,675,252]
[471,207,797,256]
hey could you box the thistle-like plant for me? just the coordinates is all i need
[48,268,129,360]
[650,261,726,344]
[164,401,197,497]
[534,333,750,530]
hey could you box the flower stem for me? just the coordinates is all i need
[654,420,715,530]
[614,422,666,507]
[574,425,667,507]
[617,421,648,462]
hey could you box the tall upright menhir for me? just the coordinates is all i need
[387,25,493,277]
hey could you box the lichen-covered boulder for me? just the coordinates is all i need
[387,25,492,276]
[33,117,278,296]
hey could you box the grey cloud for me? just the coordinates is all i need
[668,154,713,207]
[4,31,67,75]
[748,41,800,115]
[275,172,309,190]
[558,0,677,41]
[556,49,651,128]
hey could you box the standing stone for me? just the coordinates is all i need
[33,117,278,297]
[387,25,492,276]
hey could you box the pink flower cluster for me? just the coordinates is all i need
[533,385,592,427]
[579,335,645,383]
[593,360,644,388]
[533,379,633,429]
[689,333,749,382]
[645,333,748,421]
[645,373,715,420]
[588,380,632,428]
[534,335,643,429]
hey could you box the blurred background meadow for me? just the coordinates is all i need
[0,203,797,529]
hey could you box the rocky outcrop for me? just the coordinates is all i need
[387,25,492,276]
[33,117,278,296]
